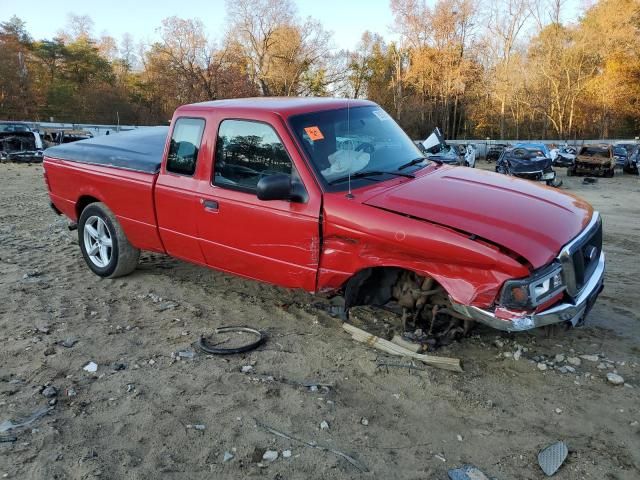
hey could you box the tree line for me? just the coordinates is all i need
[1,0,638,140]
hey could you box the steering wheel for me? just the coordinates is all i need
[355,142,375,154]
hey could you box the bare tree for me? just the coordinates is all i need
[225,0,296,95]
[485,0,531,138]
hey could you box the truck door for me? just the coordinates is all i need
[195,118,321,291]
[155,117,208,265]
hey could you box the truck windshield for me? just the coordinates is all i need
[289,106,426,189]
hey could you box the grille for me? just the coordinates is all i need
[571,221,602,291]
[560,214,602,297]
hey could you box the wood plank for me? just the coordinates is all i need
[343,323,463,372]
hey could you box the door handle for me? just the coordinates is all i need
[201,199,219,211]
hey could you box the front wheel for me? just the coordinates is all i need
[78,202,140,278]
[604,168,614,178]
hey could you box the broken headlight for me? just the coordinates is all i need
[500,264,565,309]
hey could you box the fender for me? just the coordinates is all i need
[317,199,530,308]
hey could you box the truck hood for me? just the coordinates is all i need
[363,166,592,268]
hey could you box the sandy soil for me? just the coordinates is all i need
[0,162,638,479]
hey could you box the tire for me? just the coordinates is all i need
[567,168,574,176]
[78,202,140,278]
[604,168,614,178]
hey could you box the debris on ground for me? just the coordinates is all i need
[41,386,57,398]
[0,433,17,443]
[391,334,423,353]
[111,362,127,371]
[223,451,234,462]
[320,420,329,430]
[177,349,196,360]
[186,424,205,430]
[448,464,491,480]
[255,419,367,472]
[538,441,568,476]
[580,354,599,362]
[282,449,292,458]
[606,372,625,385]
[567,357,581,366]
[262,450,278,462]
[343,323,463,372]
[83,361,98,373]
[197,326,267,355]
[60,337,77,348]
[0,406,54,434]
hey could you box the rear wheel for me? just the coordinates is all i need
[604,168,614,178]
[78,202,140,278]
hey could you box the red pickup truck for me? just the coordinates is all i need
[43,98,605,333]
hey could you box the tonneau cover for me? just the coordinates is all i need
[45,126,169,174]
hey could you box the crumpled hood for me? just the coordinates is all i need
[363,166,593,268]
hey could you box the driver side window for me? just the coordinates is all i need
[214,120,294,192]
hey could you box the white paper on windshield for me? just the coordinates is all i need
[372,109,391,121]
[321,149,370,179]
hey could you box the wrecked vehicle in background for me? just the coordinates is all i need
[486,143,509,162]
[496,145,561,187]
[418,128,466,166]
[612,145,628,169]
[623,144,639,174]
[569,144,615,177]
[550,145,576,167]
[42,128,94,148]
[43,98,604,342]
[0,121,44,163]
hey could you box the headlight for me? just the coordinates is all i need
[500,264,565,309]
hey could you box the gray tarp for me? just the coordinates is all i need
[45,126,169,174]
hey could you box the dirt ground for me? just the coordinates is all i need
[0,161,639,480]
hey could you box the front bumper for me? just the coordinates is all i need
[513,170,555,182]
[451,252,605,332]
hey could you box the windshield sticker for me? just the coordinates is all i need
[372,109,391,121]
[304,126,325,141]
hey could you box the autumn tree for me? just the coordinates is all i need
[0,16,33,119]
[225,0,332,96]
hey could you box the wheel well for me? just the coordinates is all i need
[76,196,100,219]
[343,267,404,310]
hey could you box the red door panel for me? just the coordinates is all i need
[196,186,319,290]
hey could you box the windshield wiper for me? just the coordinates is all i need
[397,156,439,170]
[328,170,415,185]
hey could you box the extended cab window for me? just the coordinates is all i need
[214,120,292,192]
[167,118,205,175]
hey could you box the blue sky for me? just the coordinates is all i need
[4,0,584,50]
[4,0,395,49]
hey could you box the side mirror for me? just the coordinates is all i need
[257,174,307,203]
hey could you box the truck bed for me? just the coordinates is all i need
[45,127,169,173]
[44,127,170,254]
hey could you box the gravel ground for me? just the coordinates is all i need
[0,162,638,479]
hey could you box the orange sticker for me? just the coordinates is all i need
[304,126,324,141]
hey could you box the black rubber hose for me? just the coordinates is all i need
[197,326,267,355]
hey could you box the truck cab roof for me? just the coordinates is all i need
[180,97,376,117]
